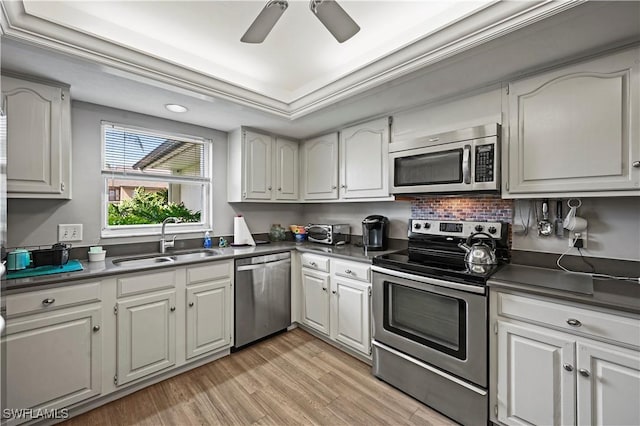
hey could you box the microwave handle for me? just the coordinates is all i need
[462,145,471,184]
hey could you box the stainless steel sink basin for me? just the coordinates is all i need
[171,249,224,260]
[113,255,177,267]
[112,249,224,267]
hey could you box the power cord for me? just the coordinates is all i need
[557,236,640,283]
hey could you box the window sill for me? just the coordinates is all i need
[101,223,210,239]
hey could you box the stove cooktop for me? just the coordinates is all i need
[373,249,502,286]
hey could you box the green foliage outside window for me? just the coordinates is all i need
[108,187,201,225]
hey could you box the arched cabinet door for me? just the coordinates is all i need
[504,47,639,197]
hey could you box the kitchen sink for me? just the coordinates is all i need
[112,249,224,267]
[113,254,177,268]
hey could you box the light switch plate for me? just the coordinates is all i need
[58,224,83,242]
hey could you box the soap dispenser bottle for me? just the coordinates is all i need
[203,231,212,249]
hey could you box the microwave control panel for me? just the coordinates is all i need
[474,144,494,183]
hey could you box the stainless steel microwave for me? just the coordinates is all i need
[389,124,500,195]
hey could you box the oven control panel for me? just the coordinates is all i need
[409,219,503,238]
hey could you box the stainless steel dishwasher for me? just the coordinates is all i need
[234,251,291,348]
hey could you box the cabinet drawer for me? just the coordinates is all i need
[5,282,101,317]
[497,292,640,347]
[187,261,232,284]
[332,259,370,282]
[301,253,329,272]
[117,270,176,297]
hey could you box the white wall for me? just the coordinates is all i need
[6,102,303,248]
[301,201,411,240]
[512,197,640,261]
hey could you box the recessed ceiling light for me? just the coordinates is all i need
[165,104,188,113]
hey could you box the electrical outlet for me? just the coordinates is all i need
[568,230,588,249]
[58,224,83,242]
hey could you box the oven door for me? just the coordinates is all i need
[372,266,487,386]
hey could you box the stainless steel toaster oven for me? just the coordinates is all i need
[305,224,351,245]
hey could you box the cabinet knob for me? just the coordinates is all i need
[170,306,176,312]
[633,161,640,168]
[578,368,590,377]
[322,287,327,292]
[563,363,574,372]
[189,302,194,307]
[42,298,55,306]
[344,269,352,274]
[332,186,337,189]
[268,186,272,191]
[310,262,317,267]
[341,184,347,188]
[332,290,337,294]
[278,187,282,191]
[93,325,101,332]
[566,318,582,327]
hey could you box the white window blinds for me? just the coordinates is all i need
[102,123,208,180]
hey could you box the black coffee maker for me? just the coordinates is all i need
[362,215,389,251]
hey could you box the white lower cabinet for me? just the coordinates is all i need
[300,254,372,357]
[186,279,232,359]
[577,341,640,426]
[2,305,102,421]
[301,267,331,335]
[332,276,371,355]
[491,289,640,426]
[496,321,576,426]
[116,290,177,386]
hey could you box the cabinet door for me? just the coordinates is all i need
[301,133,338,200]
[505,47,640,196]
[3,76,70,198]
[497,321,575,426]
[244,130,273,200]
[186,280,232,359]
[274,137,299,200]
[301,268,330,335]
[116,291,176,386]
[577,341,640,426]
[3,306,101,413]
[339,117,389,199]
[331,277,371,356]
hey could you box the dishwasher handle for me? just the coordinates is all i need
[236,258,290,272]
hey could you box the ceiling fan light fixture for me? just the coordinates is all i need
[309,0,360,43]
[241,0,289,43]
[165,104,188,113]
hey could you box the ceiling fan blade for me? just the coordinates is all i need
[241,0,289,43]
[310,0,360,43]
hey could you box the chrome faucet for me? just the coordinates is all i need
[160,217,181,253]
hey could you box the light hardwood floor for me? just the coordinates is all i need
[62,328,457,426]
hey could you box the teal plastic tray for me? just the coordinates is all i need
[6,259,84,280]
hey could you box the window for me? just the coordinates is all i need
[101,122,211,237]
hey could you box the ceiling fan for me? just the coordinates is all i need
[241,0,360,44]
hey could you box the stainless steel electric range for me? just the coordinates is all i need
[371,219,509,426]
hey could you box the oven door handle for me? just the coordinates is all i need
[371,265,486,295]
[372,340,488,396]
[462,144,471,184]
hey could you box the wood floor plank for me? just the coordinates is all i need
[60,328,459,426]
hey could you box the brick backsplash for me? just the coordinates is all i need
[410,197,514,223]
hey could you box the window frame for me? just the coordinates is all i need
[100,121,212,238]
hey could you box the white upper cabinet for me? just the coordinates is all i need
[227,128,299,202]
[339,117,390,199]
[2,75,72,199]
[274,137,299,200]
[300,133,339,200]
[244,130,273,200]
[300,117,391,202]
[503,47,640,197]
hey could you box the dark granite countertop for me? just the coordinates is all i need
[2,242,398,294]
[489,263,640,314]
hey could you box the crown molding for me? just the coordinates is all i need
[0,0,584,120]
